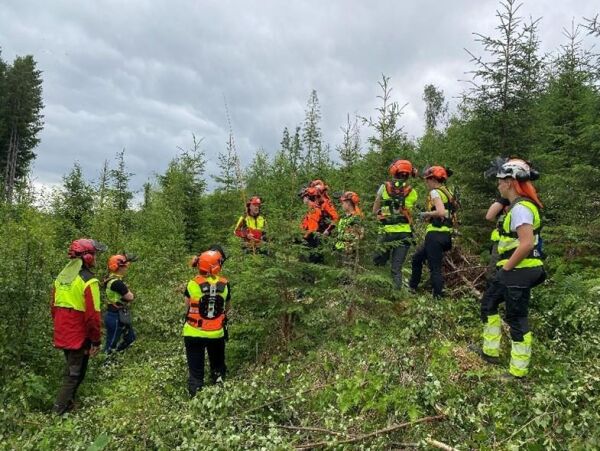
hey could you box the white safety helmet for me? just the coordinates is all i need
[496,159,531,181]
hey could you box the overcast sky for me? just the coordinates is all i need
[1,0,597,194]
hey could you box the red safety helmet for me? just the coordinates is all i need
[192,250,222,275]
[247,196,262,206]
[340,191,360,206]
[423,165,451,182]
[68,239,107,267]
[389,160,417,178]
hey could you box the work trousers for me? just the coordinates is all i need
[373,232,412,289]
[480,267,545,342]
[184,336,226,397]
[409,231,452,298]
[104,310,136,353]
[53,344,90,414]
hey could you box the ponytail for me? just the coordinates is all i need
[514,180,543,208]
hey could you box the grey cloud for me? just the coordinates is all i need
[1,0,597,193]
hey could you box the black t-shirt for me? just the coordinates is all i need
[108,279,129,297]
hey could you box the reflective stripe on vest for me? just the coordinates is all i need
[54,273,100,312]
[183,275,228,338]
[426,188,453,233]
[482,314,501,357]
[380,183,417,233]
[496,199,543,269]
[509,332,532,377]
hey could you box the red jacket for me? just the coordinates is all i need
[51,269,101,350]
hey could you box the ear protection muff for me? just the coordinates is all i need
[529,169,540,181]
[82,253,95,267]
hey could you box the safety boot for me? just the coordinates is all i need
[468,344,501,365]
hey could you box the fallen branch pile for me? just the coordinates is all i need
[442,245,488,297]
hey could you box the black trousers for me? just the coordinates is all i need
[53,344,90,414]
[373,232,412,289]
[184,336,226,396]
[409,231,452,298]
[303,233,324,264]
[480,267,544,341]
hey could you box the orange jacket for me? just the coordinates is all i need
[301,201,338,237]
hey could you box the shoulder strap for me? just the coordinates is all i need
[436,185,453,203]
[194,275,207,285]
[507,196,530,213]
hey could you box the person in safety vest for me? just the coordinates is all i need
[373,159,418,289]
[51,238,107,415]
[335,191,364,265]
[300,181,339,264]
[471,158,545,379]
[103,253,137,354]
[408,165,456,298]
[309,180,339,227]
[183,250,231,396]
[234,196,266,253]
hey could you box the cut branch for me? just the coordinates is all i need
[426,437,459,451]
[245,420,347,437]
[293,414,446,450]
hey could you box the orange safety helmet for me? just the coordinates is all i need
[389,159,417,179]
[309,179,328,192]
[108,254,130,272]
[423,165,452,182]
[193,250,222,275]
[300,186,320,199]
[340,191,360,206]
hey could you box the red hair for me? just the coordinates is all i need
[513,180,543,208]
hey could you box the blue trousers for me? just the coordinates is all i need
[104,310,136,353]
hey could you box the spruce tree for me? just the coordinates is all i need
[53,162,94,242]
[302,90,325,175]
[110,149,133,213]
[337,113,361,169]
[463,0,543,158]
[0,55,44,202]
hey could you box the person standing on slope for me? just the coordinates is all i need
[234,196,266,254]
[183,250,231,396]
[51,238,107,414]
[373,159,418,289]
[103,253,137,354]
[408,166,457,298]
[472,158,545,379]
